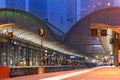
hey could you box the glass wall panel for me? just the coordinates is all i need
[32,49,36,66]
[0,42,3,65]
[21,47,27,66]
[35,50,39,66]
[14,45,18,66]
[29,48,33,66]
[3,43,7,66]
[13,12,21,24]
[9,44,13,66]
[0,11,6,24]
[0,42,7,66]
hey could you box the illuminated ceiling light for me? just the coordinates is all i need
[104,56,108,59]
[110,52,113,55]
[96,37,99,40]
[45,50,48,53]
[107,2,111,6]
[96,56,98,59]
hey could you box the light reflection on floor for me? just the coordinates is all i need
[40,67,104,80]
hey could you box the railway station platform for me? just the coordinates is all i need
[4,66,120,80]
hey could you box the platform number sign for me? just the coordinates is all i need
[90,29,97,36]
[101,29,107,36]
[8,32,13,38]
[39,28,44,36]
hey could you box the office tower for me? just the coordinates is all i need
[47,0,77,32]
[6,0,26,11]
[28,0,47,20]
[79,0,113,18]
[0,0,6,8]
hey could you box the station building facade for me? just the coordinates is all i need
[64,7,120,65]
[0,8,83,67]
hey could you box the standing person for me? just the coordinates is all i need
[71,61,75,70]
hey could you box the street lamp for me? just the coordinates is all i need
[39,28,44,66]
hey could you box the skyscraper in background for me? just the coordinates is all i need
[47,0,77,32]
[6,0,26,11]
[79,0,114,18]
[28,0,47,20]
[0,0,6,8]
[0,0,117,33]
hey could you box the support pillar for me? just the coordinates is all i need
[40,36,43,66]
[39,28,44,66]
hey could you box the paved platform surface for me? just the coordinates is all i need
[4,66,120,80]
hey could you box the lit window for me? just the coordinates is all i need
[107,2,111,6]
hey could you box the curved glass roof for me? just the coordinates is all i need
[0,8,57,41]
[64,7,120,58]
[0,8,84,58]
[0,23,83,57]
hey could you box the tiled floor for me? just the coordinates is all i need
[4,66,120,80]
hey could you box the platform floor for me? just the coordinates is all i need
[4,66,120,80]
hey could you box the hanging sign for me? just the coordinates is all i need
[8,32,13,38]
[101,29,107,36]
[39,28,44,36]
[90,29,97,36]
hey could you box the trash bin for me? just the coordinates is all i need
[0,66,10,79]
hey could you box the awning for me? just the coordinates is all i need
[0,23,84,57]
